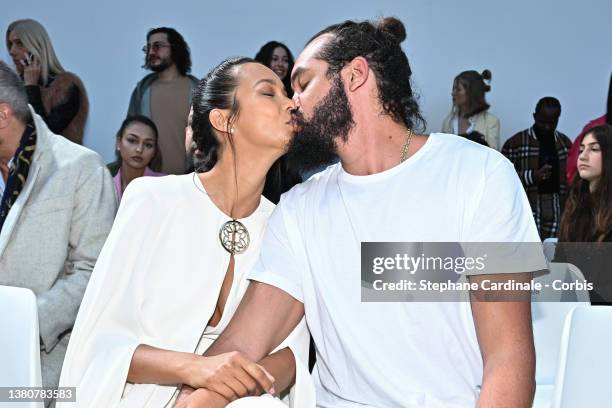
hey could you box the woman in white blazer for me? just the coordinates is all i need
[441,69,501,150]
[58,57,314,408]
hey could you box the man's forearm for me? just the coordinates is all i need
[477,349,535,407]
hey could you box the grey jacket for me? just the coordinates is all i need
[0,107,117,390]
[127,72,199,117]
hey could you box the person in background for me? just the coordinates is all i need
[0,61,115,404]
[255,41,294,98]
[442,69,500,149]
[6,19,88,144]
[110,115,165,203]
[566,73,612,184]
[255,41,302,203]
[557,124,612,304]
[127,27,198,175]
[503,97,572,239]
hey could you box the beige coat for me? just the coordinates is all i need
[441,110,501,150]
[0,107,116,390]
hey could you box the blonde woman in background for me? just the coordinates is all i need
[442,69,500,149]
[6,19,88,144]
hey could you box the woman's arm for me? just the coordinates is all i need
[128,344,275,401]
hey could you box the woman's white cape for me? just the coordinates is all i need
[58,175,315,407]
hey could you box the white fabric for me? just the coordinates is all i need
[249,133,546,407]
[451,114,476,135]
[0,285,43,408]
[58,174,314,408]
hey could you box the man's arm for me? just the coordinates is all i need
[469,272,535,408]
[37,163,116,350]
[206,281,304,361]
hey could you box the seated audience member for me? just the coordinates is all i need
[442,69,500,149]
[566,73,612,183]
[6,19,88,144]
[128,27,198,175]
[557,124,612,304]
[503,97,572,239]
[255,41,302,203]
[0,62,115,397]
[109,115,165,203]
[460,130,489,147]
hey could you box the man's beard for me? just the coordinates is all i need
[286,76,354,173]
[146,56,173,72]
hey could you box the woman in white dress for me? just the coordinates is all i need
[58,57,314,408]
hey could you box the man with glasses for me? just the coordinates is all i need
[126,27,198,174]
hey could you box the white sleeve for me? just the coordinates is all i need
[463,158,547,275]
[248,197,305,304]
[467,158,540,242]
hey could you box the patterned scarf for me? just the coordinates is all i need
[0,119,37,233]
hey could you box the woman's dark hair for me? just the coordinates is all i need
[114,115,162,170]
[560,124,612,242]
[255,41,295,98]
[454,69,492,118]
[192,57,255,172]
[306,16,426,132]
[146,27,192,76]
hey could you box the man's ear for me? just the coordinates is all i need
[209,109,231,134]
[0,103,11,130]
[346,56,369,92]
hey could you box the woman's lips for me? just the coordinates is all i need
[131,156,144,162]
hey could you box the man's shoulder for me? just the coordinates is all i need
[49,134,103,166]
[133,73,158,89]
[276,163,340,212]
[503,129,530,147]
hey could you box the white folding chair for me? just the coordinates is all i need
[542,238,558,263]
[0,285,43,408]
[550,306,612,408]
[531,263,590,408]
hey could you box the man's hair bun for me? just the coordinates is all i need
[376,16,406,44]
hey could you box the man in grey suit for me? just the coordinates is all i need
[0,61,116,395]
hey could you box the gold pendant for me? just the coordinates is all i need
[219,220,250,255]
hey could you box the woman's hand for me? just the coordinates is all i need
[184,352,275,401]
[21,54,41,86]
[173,387,229,408]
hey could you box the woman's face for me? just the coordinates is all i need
[578,132,602,185]
[230,63,296,152]
[7,30,29,74]
[269,46,289,80]
[452,80,467,108]
[117,122,157,170]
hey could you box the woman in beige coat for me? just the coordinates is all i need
[441,69,500,150]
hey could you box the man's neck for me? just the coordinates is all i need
[337,115,426,176]
[157,64,182,82]
[0,121,26,164]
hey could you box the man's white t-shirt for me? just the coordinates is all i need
[249,133,545,408]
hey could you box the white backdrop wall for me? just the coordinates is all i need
[3,0,611,163]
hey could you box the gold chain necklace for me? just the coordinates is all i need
[399,128,414,163]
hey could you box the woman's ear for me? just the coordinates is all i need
[209,109,231,134]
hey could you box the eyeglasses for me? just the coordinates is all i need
[142,42,170,53]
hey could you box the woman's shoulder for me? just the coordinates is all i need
[122,174,192,205]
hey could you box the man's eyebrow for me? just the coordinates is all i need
[291,67,307,85]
